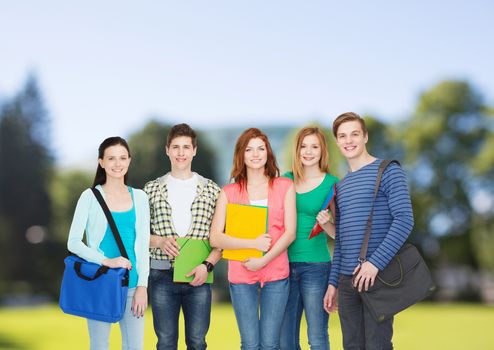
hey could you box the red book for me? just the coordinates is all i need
[308,184,336,240]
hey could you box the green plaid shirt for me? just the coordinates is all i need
[143,173,221,261]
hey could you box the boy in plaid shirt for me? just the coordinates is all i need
[144,123,221,350]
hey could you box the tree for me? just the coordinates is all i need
[0,74,54,296]
[365,115,403,161]
[49,169,93,242]
[401,80,493,269]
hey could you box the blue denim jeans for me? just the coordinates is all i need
[338,275,394,350]
[229,278,289,350]
[280,262,331,350]
[87,288,144,350]
[149,269,212,350]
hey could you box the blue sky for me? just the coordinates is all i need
[1,1,493,166]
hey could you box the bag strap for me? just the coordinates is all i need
[358,159,400,264]
[90,187,129,259]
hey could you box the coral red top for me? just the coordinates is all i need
[223,177,293,285]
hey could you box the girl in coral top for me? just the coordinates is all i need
[210,128,296,350]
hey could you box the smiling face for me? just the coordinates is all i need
[98,145,131,180]
[166,136,197,171]
[244,137,268,170]
[335,120,368,160]
[299,134,322,168]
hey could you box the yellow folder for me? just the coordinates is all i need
[222,203,268,261]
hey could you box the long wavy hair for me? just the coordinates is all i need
[92,136,131,187]
[230,128,279,188]
[292,126,330,182]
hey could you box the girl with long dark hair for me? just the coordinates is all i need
[67,136,150,350]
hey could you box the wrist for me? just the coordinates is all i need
[135,286,147,294]
[201,260,214,273]
[328,215,335,225]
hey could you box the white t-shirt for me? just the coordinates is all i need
[167,174,198,237]
[250,198,268,207]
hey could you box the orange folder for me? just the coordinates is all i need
[222,203,268,261]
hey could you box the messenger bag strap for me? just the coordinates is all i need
[358,160,400,264]
[90,187,129,259]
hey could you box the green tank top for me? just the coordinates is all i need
[283,172,339,262]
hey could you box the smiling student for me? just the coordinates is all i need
[210,127,296,350]
[144,123,221,350]
[280,126,338,350]
[67,136,150,350]
[324,112,414,349]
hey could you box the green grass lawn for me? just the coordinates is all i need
[0,303,493,349]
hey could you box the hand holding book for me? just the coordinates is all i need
[252,234,272,252]
[308,184,336,240]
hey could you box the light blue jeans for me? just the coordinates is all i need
[87,288,144,350]
[280,262,331,350]
[229,278,289,350]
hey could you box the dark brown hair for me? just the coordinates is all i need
[93,136,131,187]
[167,123,197,148]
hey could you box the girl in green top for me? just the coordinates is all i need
[280,126,338,350]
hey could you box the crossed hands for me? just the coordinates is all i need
[253,234,272,252]
[240,233,272,272]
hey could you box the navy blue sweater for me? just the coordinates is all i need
[328,159,414,288]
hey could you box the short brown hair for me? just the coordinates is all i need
[332,112,367,137]
[167,123,197,148]
[230,128,280,188]
[292,126,330,182]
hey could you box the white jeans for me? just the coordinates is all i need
[87,288,144,350]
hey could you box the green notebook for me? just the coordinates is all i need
[173,237,214,283]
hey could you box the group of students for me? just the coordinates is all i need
[67,111,414,350]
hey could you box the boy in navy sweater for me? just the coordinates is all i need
[324,112,414,349]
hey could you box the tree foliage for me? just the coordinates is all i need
[401,81,493,269]
[0,75,493,302]
[49,170,93,242]
[0,74,54,296]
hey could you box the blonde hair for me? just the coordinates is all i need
[292,126,330,182]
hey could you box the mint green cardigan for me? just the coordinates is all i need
[67,185,151,287]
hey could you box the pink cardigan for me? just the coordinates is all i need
[223,177,293,285]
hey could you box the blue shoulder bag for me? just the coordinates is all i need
[59,187,130,323]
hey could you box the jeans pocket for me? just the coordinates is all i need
[149,269,165,283]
